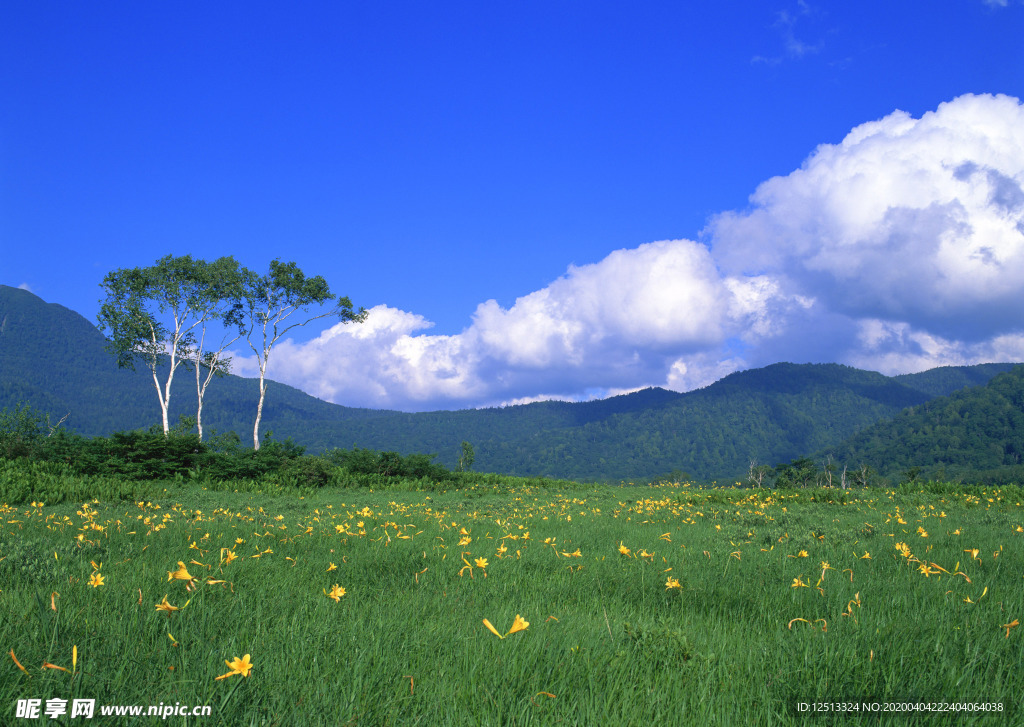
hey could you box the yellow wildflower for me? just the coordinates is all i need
[508,614,529,635]
[88,572,105,588]
[154,595,181,616]
[167,562,196,586]
[665,576,682,590]
[10,649,29,675]
[215,654,254,680]
[324,584,346,602]
[483,614,530,639]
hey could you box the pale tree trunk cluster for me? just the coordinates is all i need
[98,256,366,448]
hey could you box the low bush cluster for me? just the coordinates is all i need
[0,404,587,504]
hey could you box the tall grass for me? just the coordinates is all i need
[2,483,1021,725]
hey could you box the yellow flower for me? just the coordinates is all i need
[665,576,682,590]
[458,536,472,546]
[223,550,238,565]
[215,654,254,680]
[791,576,809,588]
[327,562,338,572]
[324,584,346,602]
[508,614,529,635]
[155,595,180,616]
[860,551,872,560]
[167,562,196,586]
[88,572,105,588]
[475,557,488,569]
[618,542,631,556]
[10,649,28,675]
[797,550,808,558]
[1002,619,1019,638]
[482,614,530,639]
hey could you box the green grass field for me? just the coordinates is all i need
[2,481,1022,725]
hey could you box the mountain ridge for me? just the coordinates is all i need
[1,283,1019,480]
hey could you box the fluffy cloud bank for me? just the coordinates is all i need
[237,93,1024,411]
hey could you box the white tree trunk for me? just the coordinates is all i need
[195,362,205,442]
[253,375,267,450]
[152,366,170,435]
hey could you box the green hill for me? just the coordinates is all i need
[822,365,1024,481]
[1,284,1019,481]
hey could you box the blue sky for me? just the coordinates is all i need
[3,1,1024,411]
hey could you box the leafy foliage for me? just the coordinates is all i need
[823,365,1024,482]
[2,284,1022,481]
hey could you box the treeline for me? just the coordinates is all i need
[5,279,1024,483]
[819,365,1024,484]
[0,404,587,506]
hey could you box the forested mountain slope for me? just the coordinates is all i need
[823,365,1024,480]
[1,284,1019,480]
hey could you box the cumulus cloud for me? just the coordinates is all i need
[236,240,792,409]
[237,93,1024,411]
[710,94,1024,344]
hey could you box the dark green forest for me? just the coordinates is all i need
[3,284,1023,483]
[821,365,1024,484]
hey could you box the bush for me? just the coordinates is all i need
[0,403,50,459]
[280,456,337,488]
[324,447,454,482]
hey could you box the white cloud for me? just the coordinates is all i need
[237,93,1024,411]
[709,93,1024,342]
[17,282,33,292]
[236,239,788,410]
[753,1,825,65]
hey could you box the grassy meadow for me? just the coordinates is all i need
[2,479,1023,725]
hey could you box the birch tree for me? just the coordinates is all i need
[243,259,366,450]
[183,256,248,441]
[98,256,207,436]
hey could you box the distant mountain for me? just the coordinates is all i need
[0,284,392,435]
[1,284,1019,481]
[822,364,1024,480]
